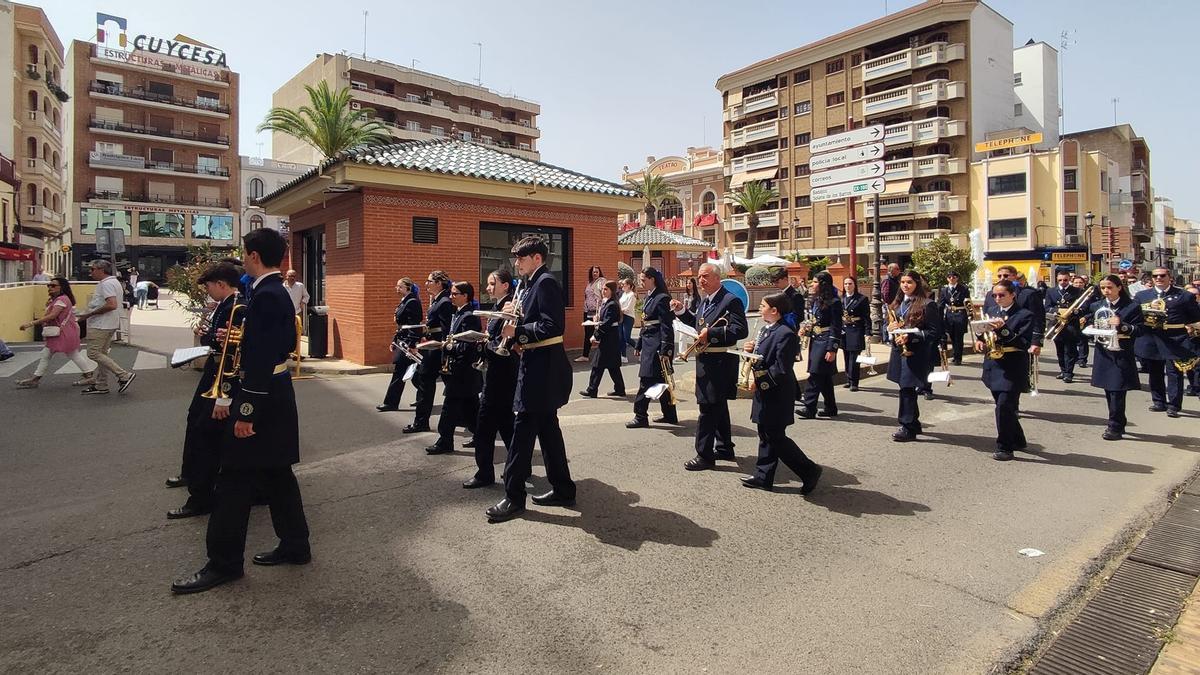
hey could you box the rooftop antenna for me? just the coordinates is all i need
[411,59,420,70]
[362,10,368,57]
[1111,97,1119,126]
[474,42,483,85]
[1059,29,1076,131]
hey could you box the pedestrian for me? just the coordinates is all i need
[886,269,942,442]
[377,278,423,412]
[1071,275,1091,369]
[580,280,627,399]
[677,277,702,357]
[626,267,677,428]
[1084,275,1143,441]
[840,276,871,391]
[618,277,637,361]
[772,268,801,330]
[15,277,94,388]
[425,281,483,455]
[283,269,309,318]
[76,260,135,395]
[32,270,50,282]
[464,270,518,489]
[975,280,1033,461]
[1045,269,1084,383]
[578,265,605,362]
[796,270,842,419]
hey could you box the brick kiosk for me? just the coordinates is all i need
[258,139,642,365]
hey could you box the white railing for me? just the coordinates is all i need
[862,79,964,116]
[861,42,965,82]
[730,149,779,174]
[883,118,966,145]
[864,192,965,217]
[26,205,64,225]
[729,90,779,120]
[855,228,961,252]
[730,120,779,149]
[882,154,964,180]
[729,210,780,230]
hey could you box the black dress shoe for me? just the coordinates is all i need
[1102,429,1122,441]
[992,450,1014,462]
[170,564,242,595]
[842,382,851,389]
[409,401,419,407]
[684,456,715,471]
[625,417,649,428]
[531,490,576,507]
[801,466,823,495]
[375,404,399,412]
[1078,362,1089,369]
[403,423,431,433]
[462,439,476,448]
[817,409,838,418]
[578,390,597,398]
[1149,405,1167,413]
[606,391,627,397]
[1054,373,1065,380]
[462,476,494,489]
[252,547,311,566]
[486,498,525,523]
[1167,409,1181,418]
[741,476,773,491]
[952,359,963,366]
[796,407,816,419]
[715,450,736,461]
[425,444,452,455]
[653,415,679,424]
[165,475,187,489]
[849,384,859,392]
[0,353,13,362]
[167,503,210,520]
[892,429,916,443]
[923,391,935,401]
[1062,375,1074,384]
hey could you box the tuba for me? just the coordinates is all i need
[201,298,246,400]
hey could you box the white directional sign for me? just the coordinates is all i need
[808,124,886,155]
[809,142,886,172]
[810,178,887,203]
[808,161,885,188]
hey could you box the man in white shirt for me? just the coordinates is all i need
[77,260,135,395]
[284,269,309,316]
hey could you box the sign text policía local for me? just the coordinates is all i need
[809,142,885,172]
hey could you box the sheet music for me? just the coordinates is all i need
[672,320,699,339]
[171,346,212,368]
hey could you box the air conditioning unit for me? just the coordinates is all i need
[1064,234,1081,245]
[350,102,361,110]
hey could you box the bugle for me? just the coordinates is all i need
[738,321,764,392]
[201,300,246,400]
[680,312,729,362]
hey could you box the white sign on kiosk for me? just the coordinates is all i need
[809,161,885,188]
[810,143,886,172]
[808,125,885,154]
[810,178,887,203]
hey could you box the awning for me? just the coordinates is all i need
[882,179,913,195]
[730,168,778,189]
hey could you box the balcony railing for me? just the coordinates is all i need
[730,149,780,174]
[376,120,537,154]
[728,90,779,121]
[349,82,538,136]
[88,82,231,115]
[861,42,965,82]
[23,158,64,182]
[729,209,780,230]
[87,190,231,209]
[88,151,231,177]
[882,154,964,180]
[862,79,965,116]
[864,192,965,218]
[882,117,966,146]
[855,228,962,252]
[730,120,779,149]
[25,205,64,226]
[89,117,230,146]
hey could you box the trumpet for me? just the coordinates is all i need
[659,353,678,405]
[494,282,525,356]
[201,299,246,400]
[886,305,912,357]
[680,312,729,362]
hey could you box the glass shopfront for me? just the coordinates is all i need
[80,208,133,235]
[138,212,186,238]
[192,214,234,240]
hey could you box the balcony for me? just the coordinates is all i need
[86,190,231,209]
[728,90,778,121]
[730,149,780,174]
[729,120,779,149]
[89,117,230,149]
[24,205,64,231]
[861,42,965,82]
[883,117,966,146]
[862,79,965,117]
[22,158,64,184]
[882,154,964,181]
[23,110,63,143]
[88,82,230,117]
[349,86,540,139]
[864,192,964,218]
[88,151,231,180]
[376,119,539,160]
[855,228,965,253]
[729,209,780,230]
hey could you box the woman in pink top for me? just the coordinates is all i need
[16,277,95,388]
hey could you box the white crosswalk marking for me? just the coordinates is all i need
[133,351,167,370]
[1,347,168,378]
[0,352,41,377]
[54,357,96,375]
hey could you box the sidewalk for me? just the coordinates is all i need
[1152,591,1200,674]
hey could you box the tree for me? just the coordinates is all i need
[629,173,677,229]
[165,243,243,325]
[911,234,978,287]
[729,180,779,260]
[257,81,393,160]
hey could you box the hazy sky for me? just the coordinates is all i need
[34,0,1200,217]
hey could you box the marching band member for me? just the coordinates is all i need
[464,270,518,489]
[1084,275,1144,440]
[377,278,422,412]
[886,269,942,443]
[975,280,1033,461]
[740,293,822,493]
[426,282,483,455]
[487,236,576,523]
[580,280,627,399]
[989,265,1045,358]
[1133,267,1200,417]
[173,229,310,594]
[406,271,454,434]
[840,276,871,392]
[627,267,677,428]
[938,271,971,366]
[1045,270,1084,383]
[796,271,842,418]
[1071,275,1091,369]
[670,263,748,470]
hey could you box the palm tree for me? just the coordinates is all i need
[730,180,779,260]
[257,81,393,160]
[630,173,677,229]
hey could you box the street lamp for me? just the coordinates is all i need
[1084,211,1095,274]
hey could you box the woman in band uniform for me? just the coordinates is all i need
[741,293,822,493]
[426,282,483,455]
[797,271,842,418]
[1084,274,1144,441]
[840,276,871,392]
[378,278,423,412]
[627,267,677,428]
[975,280,1034,461]
[887,269,942,442]
[580,280,626,398]
[464,270,519,488]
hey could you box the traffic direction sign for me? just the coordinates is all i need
[810,178,887,203]
[808,124,885,154]
[808,161,885,188]
[810,142,886,172]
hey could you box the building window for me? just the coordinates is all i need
[988,218,1027,239]
[249,215,264,230]
[779,168,789,179]
[794,132,811,146]
[827,124,846,135]
[987,173,1026,195]
[779,137,788,149]
[249,177,265,200]
[479,222,570,304]
[1014,103,1023,116]
[796,164,810,176]
[138,212,185,238]
[794,69,810,83]
[192,214,234,240]
[658,197,683,220]
[1064,215,1078,237]
[778,75,788,87]
[828,223,847,236]
[795,100,811,115]
[1063,169,1077,190]
[851,53,863,66]
[851,87,862,100]
[796,226,813,238]
[826,92,845,107]
[147,81,174,98]
[780,198,789,208]
[1100,171,1108,192]
[1013,72,1023,85]
[825,58,844,75]
[778,106,788,118]
[925,32,948,44]
[79,208,132,235]
[701,191,716,214]
[196,90,220,109]
[796,195,812,208]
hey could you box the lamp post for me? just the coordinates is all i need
[1084,210,1095,275]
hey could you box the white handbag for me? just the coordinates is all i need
[42,324,61,337]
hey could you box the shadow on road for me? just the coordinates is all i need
[520,478,719,551]
[1123,432,1200,452]
[924,430,1156,473]
[794,466,933,518]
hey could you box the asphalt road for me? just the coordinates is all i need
[2,347,1198,673]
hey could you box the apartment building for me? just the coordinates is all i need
[272,53,540,166]
[1012,40,1059,149]
[7,2,67,275]
[240,155,312,237]
[715,0,1015,268]
[1061,123,1151,264]
[65,33,240,281]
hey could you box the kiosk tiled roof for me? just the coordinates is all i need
[617,225,713,250]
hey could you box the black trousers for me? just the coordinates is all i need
[800,372,837,413]
[1187,368,1200,395]
[992,389,1025,451]
[947,321,967,362]
[206,466,310,574]
[754,423,819,486]
[582,311,595,357]
[435,393,479,450]
[1105,389,1128,432]
[695,401,734,459]
[1146,358,1186,411]
[1054,335,1079,375]
[586,362,625,395]
[842,349,862,385]
[413,365,439,425]
[181,413,221,509]
[1075,339,1090,366]
[633,375,676,420]
[897,386,921,433]
[502,410,576,504]
[472,393,514,482]
[381,362,410,407]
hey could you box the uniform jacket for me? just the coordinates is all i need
[420,289,455,372]
[980,305,1034,393]
[481,292,519,402]
[440,305,483,396]
[391,295,423,364]
[750,322,798,426]
[591,297,625,368]
[1133,286,1200,360]
[886,296,943,388]
[803,296,842,376]
[938,283,971,332]
[675,286,748,404]
[188,293,242,430]
[1044,284,1086,340]
[841,291,871,352]
[1085,297,1142,391]
[782,285,802,329]
[513,265,571,413]
[636,289,676,379]
[983,284,1045,346]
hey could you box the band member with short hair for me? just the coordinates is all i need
[740,292,822,493]
[1133,267,1200,417]
[840,276,871,391]
[938,271,971,366]
[975,280,1034,461]
[797,271,842,418]
[627,267,677,428]
[172,228,310,594]
[1084,275,1144,440]
[1045,269,1085,383]
[988,265,1045,358]
[580,280,627,398]
[887,269,942,442]
[772,267,802,330]
[486,236,576,523]
[670,263,749,470]
[406,271,454,434]
[464,270,518,488]
[1071,275,1092,369]
[427,281,483,455]
[377,278,423,412]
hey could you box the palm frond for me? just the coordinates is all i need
[258,80,393,159]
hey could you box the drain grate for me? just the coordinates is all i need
[1129,520,1200,576]
[1158,493,1200,529]
[1029,560,1194,675]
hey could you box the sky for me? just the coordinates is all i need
[32,0,1200,217]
